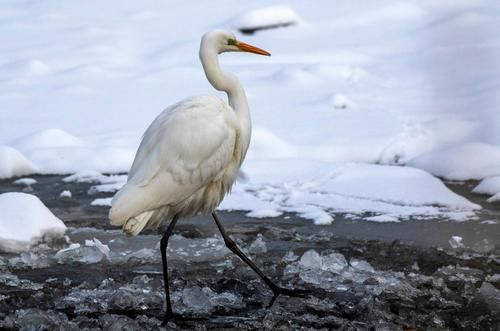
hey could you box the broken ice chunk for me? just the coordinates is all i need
[448,235,465,249]
[248,233,267,254]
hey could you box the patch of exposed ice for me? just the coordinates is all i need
[448,235,464,249]
[55,240,110,264]
[248,234,267,254]
[0,192,67,253]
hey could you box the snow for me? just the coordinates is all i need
[59,190,72,198]
[473,176,500,203]
[1,0,499,223]
[0,147,38,179]
[409,143,500,180]
[0,193,67,253]
[13,178,37,186]
[234,6,301,31]
[220,162,480,223]
[91,198,113,207]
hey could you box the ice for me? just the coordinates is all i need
[8,251,50,269]
[0,192,67,253]
[85,238,110,259]
[0,146,37,179]
[179,286,244,314]
[180,286,213,314]
[248,233,267,254]
[282,251,299,263]
[448,235,465,249]
[0,309,71,331]
[478,282,500,314]
[13,177,37,186]
[109,276,163,311]
[55,240,110,264]
[59,190,72,198]
[350,259,375,273]
[233,6,300,32]
[471,239,495,254]
[293,250,349,285]
[298,249,323,270]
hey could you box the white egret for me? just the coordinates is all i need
[109,30,304,323]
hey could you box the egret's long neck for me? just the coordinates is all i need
[200,48,251,162]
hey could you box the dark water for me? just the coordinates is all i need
[0,175,499,330]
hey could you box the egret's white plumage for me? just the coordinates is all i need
[109,30,270,235]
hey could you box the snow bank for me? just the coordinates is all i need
[221,162,480,224]
[11,128,82,150]
[0,146,38,179]
[234,6,300,32]
[408,143,500,180]
[473,176,500,203]
[0,193,67,253]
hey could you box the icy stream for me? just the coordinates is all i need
[0,176,499,330]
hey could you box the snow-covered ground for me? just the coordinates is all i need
[1,1,500,223]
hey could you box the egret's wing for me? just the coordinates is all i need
[109,96,238,223]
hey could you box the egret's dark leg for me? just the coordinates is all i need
[211,211,308,307]
[160,214,180,325]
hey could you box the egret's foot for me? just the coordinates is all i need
[161,309,175,326]
[267,286,310,308]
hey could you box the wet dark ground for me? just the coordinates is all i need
[0,176,499,330]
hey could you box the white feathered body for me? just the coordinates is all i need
[109,95,248,235]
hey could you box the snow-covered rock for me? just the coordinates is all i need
[59,190,72,198]
[0,146,37,179]
[0,192,67,253]
[473,176,500,203]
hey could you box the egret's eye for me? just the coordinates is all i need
[227,39,237,46]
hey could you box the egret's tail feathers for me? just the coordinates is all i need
[122,211,154,236]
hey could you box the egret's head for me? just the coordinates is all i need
[201,30,270,56]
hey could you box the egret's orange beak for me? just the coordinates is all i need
[236,41,271,56]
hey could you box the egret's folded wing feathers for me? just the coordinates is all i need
[109,96,238,224]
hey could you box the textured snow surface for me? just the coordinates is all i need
[220,162,480,223]
[1,0,499,222]
[0,193,67,253]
